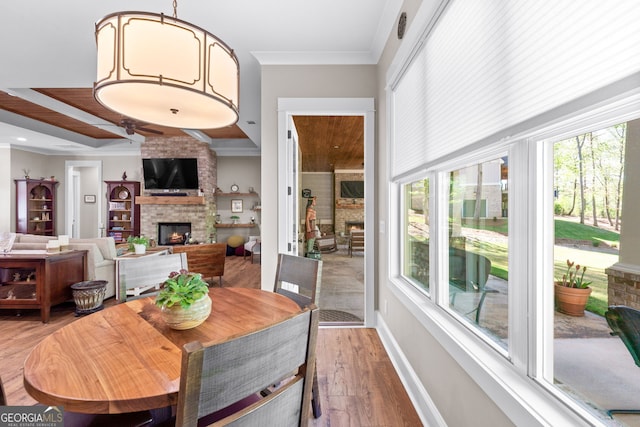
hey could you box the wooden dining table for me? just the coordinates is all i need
[23,287,301,414]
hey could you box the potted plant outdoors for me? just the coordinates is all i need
[554,259,593,317]
[155,269,212,330]
[127,235,149,255]
[230,215,240,224]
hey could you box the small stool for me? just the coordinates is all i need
[71,280,108,316]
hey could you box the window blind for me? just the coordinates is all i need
[392,0,640,178]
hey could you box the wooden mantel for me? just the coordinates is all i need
[135,196,205,205]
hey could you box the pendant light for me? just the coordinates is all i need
[93,1,239,129]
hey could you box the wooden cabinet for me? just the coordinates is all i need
[15,179,59,235]
[0,250,87,323]
[105,181,140,243]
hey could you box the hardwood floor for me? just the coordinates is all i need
[0,255,421,426]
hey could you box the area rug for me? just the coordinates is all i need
[320,309,362,323]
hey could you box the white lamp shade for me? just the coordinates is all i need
[94,12,239,129]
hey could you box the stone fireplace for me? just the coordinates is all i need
[139,137,217,243]
[345,221,364,232]
[334,171,364,235]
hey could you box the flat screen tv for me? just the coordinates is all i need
[143,158,199,190]
[340,180,364,198]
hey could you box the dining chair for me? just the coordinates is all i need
[273,253,323,418]
[118,252,188,301]
[0,374,155,427]
[273,253,322,309]
[171,305,319,427]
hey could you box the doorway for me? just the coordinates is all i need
[65,160,103,238]
[277,98,375,327]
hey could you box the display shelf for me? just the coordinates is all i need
[214,192,258,197]
[105,181,140,243]
[15,179,58,235]
[215,224,257,228]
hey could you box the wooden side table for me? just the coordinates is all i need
[0,250,87,322]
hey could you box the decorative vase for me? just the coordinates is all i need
[160,295,212,330]
[133,244,146,255]
[554,283,592,316]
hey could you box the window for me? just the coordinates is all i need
[393,117,638,423]
[387,0,640,422]
[403,178,430,293]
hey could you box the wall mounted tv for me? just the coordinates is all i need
[340,180,365,198]
[143,158,199,190]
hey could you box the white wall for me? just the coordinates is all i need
[214,156,261,243]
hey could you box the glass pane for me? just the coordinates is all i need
[404,178,430,292]
[551,122,631,419]
[448,157,508,348]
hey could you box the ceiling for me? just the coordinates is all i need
[0,0,401,171]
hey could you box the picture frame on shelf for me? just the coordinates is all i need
[231,199,243,213]
[84,195,96,203]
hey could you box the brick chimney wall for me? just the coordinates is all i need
[140,137,217,243]
[334,171,364,234]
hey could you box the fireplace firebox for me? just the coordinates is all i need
[158,222,191,245]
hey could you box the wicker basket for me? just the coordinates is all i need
[71,280,108,316]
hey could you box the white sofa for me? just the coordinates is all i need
[11,234,118,299]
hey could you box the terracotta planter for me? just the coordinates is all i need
[160,295,212,330]
[554,283,592,316]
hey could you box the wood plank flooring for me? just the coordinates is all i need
[0,255,421,426]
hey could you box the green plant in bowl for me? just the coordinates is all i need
[127,235,149,251]
[155,269,210,309]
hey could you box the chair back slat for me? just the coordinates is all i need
[214,379,304,427]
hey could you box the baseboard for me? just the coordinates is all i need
[375,311,447,427]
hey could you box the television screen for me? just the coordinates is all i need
[143,158,199,190]
[340,181,364,198]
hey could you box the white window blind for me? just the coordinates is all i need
[392,0,640,178]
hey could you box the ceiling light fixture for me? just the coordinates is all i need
[93,1,239,129]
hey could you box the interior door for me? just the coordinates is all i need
[286,117,300,255]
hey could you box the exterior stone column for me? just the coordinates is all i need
[607,118,640,309]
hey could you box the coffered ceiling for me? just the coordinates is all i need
[0,0,402,171]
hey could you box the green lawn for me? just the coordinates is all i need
[554,218,620,247]
[463,217,619,316]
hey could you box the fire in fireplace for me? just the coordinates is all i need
[158,222,192,245]
[345,221,364,233]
